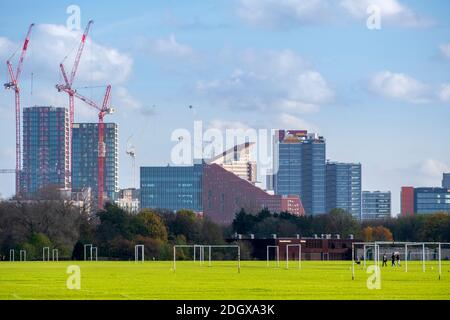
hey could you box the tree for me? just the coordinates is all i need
[137,209,168,241]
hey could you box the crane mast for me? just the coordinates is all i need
[4,23,34,197]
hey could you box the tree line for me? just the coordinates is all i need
[1,195,449,260]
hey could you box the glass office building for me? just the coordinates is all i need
[140,163,203,212]
[274,130,326,215]
[414,188,450,214]
[361,191,391,220]
[22,106,69,196]
[443,173,450,189]
[326,162,361,219]
[72,123,119,205]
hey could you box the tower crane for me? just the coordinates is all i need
[4,23,34,197]
[56,20,93,186]
[72,85,114,210]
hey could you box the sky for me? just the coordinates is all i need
[0,0,449,215]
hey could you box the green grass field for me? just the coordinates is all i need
[1,261,449,300]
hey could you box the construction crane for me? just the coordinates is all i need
[126,136,136,189]
[72,85,114,210]
[56,20,93,187]
[4,23,34,197]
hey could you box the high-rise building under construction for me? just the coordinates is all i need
[21,106,70,196]
[72,123,119,207]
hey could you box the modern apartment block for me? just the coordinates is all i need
[274,130,326,215]
[140,162,204,212]
[361,191,391,220]
[443,173,450,189]
[72,123,119,206]
[401,187,415,216]
[22,106,69,196]
[326,162,362,219]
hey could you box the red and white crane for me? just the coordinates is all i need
[56,20,93,186]
[72,85,114,210]
[4,23,34,197]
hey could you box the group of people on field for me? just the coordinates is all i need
[381,252,401,267]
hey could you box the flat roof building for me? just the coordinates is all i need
[326,161,362,219]
[362,191,391,220]
[22,106,69,196]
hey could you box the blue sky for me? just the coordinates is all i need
[0,0,449,215]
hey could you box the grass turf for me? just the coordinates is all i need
[0,261,449,300]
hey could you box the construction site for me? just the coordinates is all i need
[2,21,126,213]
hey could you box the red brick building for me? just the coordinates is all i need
[401,186,415,217]
[203,164,303,224]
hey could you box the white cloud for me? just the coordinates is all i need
[237,0,331,28]
[340,0,430,27]
[197,49,333,113]
[151,34,194,58]
[0,24,138,116]
[368,70,431,104]
[276,113,319,132]
[236,0,430,28]
[438,84,450,103]
[419,159,450,186]
[439,43,450,60]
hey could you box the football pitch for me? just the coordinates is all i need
[1,261,449,300]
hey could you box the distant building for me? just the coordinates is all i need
[401,187,415,217]
[415,188,450,214]
[209,142,257,183]
[116,188,140,214]
[281,195,305,216]
[326,161,362,219]
[361,191,391,220]
[401,187,450,215]
[274,130,326,216]
[72,123,119,207]
[203,163,303,224]
[22,106,70,196]
[443,173,450,189]
[140,162,203,213]
[71,187,93,214]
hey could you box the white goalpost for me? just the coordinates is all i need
[173,244,240,273]
[84,244,97,261]
[135,245,144,262]
[286,244,302,270]
[266,245,279,268]
[20,250,26,262]
[352,241,447,280]
[52,249,59,261]
[43,247,50,261]
[9,249,14,262]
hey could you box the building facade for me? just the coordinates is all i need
[274,130,326,215]
[203,163,303,224]
[209,142,257,183]
[140,162,203,212]
[22,106,69,196]
[401,187,450,215]
[414,188,450,214]
[401,187,415,217]
[326,162,362,219]
[71,123,119,207]
[115,188,140,214]
[443,173,450,189]
[361,191,391,220]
